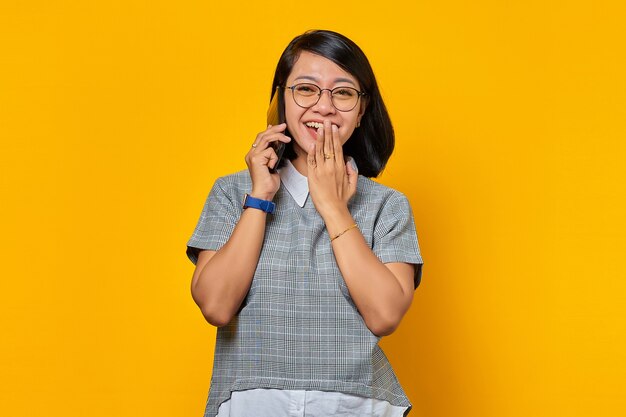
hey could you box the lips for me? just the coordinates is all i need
[303,121,340,140]
[305,121,324,129]
[304,122,323,140]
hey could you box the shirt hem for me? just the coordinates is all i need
[229,377,411,406]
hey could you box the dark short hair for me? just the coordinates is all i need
[271,30,394,178]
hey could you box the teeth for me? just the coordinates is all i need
[305,121,324,129]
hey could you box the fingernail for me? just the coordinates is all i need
[317,126,323,136]
[332,124,338,132]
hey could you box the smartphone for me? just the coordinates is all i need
[266,87,286,173]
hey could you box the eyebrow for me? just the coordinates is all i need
[294,75,357,87]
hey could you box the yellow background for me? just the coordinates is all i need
[1,1,624,416]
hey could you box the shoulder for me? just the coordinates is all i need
[213,169,251,190]
[197,170,250,210]
[354,176,410,209]
[356,176,402,195]
[208,170,251,198]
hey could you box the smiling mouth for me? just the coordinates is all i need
[304,121,340,139]
[304,122,324,139]
[305,121,324,129]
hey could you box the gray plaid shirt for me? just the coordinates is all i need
[187,164,423,417]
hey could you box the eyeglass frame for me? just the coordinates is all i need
[282,83,367,112]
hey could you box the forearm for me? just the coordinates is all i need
[325,208,413,336]
[191,208,268,326]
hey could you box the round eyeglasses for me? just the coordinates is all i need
[284,83,366,112]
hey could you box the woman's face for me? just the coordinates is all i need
[283,51,363,158]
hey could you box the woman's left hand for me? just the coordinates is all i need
[307,120,358,218]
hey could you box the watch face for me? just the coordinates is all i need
[243,194,251,208]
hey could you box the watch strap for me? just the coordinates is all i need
[243,194,275,214]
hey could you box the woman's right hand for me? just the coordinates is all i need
[244,123,291,201]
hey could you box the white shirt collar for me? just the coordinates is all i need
[279,158,358,208]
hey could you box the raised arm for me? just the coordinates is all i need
[307,122,417,336]
[190,124,290,326]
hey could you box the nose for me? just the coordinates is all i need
[312,89,336,115]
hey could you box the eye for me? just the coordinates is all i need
[294,84,318,95]
[333,87,357,98]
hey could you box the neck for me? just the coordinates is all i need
[291,145,309,176]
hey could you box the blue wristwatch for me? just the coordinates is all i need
[242,194,276,214]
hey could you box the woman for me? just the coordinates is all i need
[187,30,423,417]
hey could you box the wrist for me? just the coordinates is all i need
[249,190,276,201]
[321,207,354,236]
[243,193,276,214]
[330,223,358,242]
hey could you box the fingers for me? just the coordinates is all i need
[248,146,278,167]
[307,142,317,168]
[332,124,344,169]
[344,160,358,202]
[346,159,358,186]
[246,123,290,173]
[266,148,279,169]
[316,123,326,163]
[250,123,290,151]
[308,120,345,171]
[323,120,334,161]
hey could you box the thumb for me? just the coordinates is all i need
[346,160,358,188]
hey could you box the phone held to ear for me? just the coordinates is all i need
[266,88,286,174]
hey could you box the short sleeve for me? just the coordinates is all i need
[186,177,241,265]
[372,192,424,289]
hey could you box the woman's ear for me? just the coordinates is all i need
[359,98,368,117]
[356,102,367,127]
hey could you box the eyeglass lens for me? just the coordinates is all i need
[290,83,360,112]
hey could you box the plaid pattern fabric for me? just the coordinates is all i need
[187,171,423,417]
